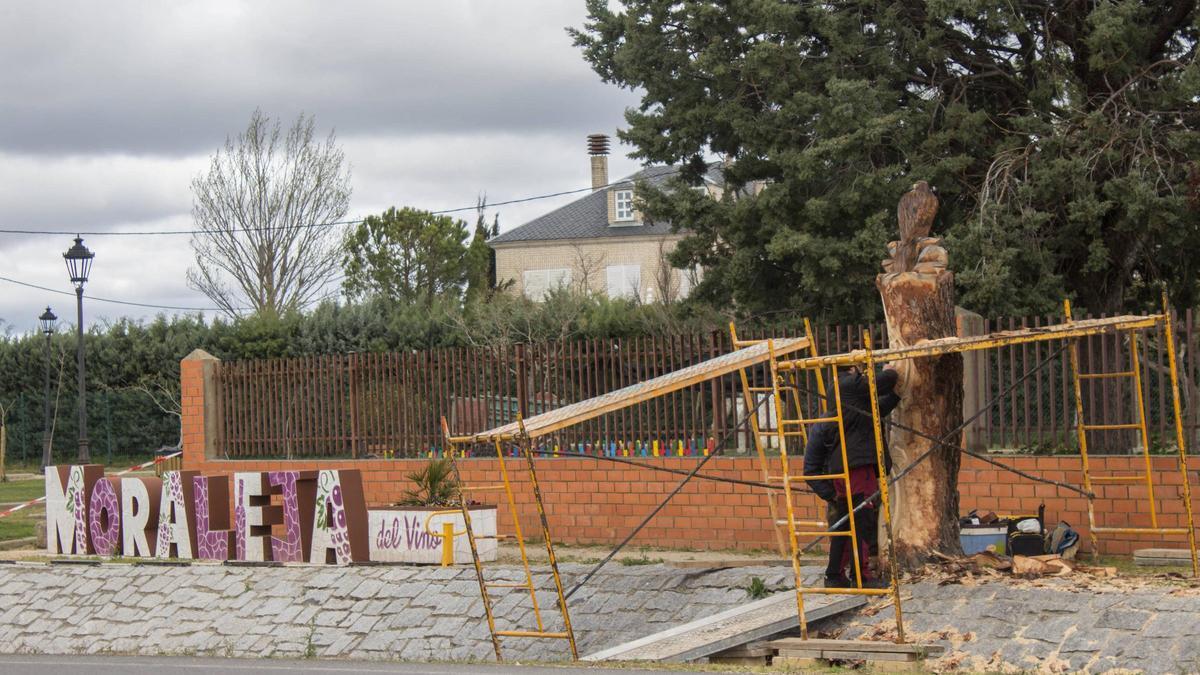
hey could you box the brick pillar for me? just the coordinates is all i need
[181,349,220,471]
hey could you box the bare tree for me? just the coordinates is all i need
[570,243,606,295]
[651,239,679,304]
[129,377,183,449]
[188,110,351,318]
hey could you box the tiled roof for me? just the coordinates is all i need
[489,165,714,245]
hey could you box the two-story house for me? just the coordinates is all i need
[489,134,711,303]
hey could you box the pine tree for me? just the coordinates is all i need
[464,197,497,304]
[572,1,1200,319]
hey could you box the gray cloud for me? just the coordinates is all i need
[0,1,636,156]
[0,1,646,332]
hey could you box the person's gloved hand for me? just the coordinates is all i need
[813,483,837,503]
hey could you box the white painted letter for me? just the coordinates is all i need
[121,477,162,557]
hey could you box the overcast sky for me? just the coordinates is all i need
[0,1,643,333]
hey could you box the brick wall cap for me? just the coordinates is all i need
[182,348,220,362]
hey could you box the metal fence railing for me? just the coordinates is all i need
[211,311,1200,459]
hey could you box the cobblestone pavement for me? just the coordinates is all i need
[828,577,1200,674]
[4,560,1199,672]
[0,561,797,662]
[0,654,678,674]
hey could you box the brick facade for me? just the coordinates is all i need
[493,234,690,301]
[182,353,1199,556]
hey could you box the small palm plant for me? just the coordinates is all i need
[399,458,460,507]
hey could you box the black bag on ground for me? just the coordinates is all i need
[1006,504,1046,556]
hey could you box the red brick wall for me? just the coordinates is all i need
[182,453,1200,555]
[182,356,1200,555]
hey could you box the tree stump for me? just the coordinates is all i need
[877,181,964,571]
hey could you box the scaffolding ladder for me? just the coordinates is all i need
[1064,298,1199,574]
[441,417,578,662]
[730,320,827,556]
[740,329,905,641]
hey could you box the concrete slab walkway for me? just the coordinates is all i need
[827,575,1200,674]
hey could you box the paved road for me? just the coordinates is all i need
[0,655,712,674]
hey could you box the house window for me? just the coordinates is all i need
[523,268,571,301]
[614,189,635,222]
[678,266,702,297]
[606,264,641,300]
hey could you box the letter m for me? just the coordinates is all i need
[45,466,83,554]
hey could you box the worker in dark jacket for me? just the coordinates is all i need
[802,364,900,588]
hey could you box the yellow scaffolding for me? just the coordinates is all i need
[1063,297,1199,573]
[440,300,1197,661]
[757,333,904,642]
[441,337,812,662]
[776,299,1198,577]
[729,321,826,556]
[441,417,578,662]
[727,324,904,641]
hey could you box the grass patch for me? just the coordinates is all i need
[746,576,769,599]
[6,454,161,476]
[0,505,42,542]
[0,479,43,504]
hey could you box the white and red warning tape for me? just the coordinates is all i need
[0,451,182,520]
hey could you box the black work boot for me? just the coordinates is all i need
[823,574,852,588]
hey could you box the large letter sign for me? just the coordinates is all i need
[47,465,370,566]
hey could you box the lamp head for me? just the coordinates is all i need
[63,236,94,288]
[38,306,56,335]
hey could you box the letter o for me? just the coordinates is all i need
[89,479,122,556]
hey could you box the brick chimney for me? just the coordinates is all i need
[588,134,609,191]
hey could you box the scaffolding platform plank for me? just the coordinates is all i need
[781,314,1160,370]
[453,337,809,443]
[581,590,863,663]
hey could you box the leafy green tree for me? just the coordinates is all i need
[572,1,1200,320]
[342,207,470,305]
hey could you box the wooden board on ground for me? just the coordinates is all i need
[771,637,944,663]
[708,640,774,666]
[582,591,864,663]
[1134,548,1194,566]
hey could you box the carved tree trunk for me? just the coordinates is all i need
[877,182,964,572]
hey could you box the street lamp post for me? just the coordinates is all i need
[38,307,57,472]
[63,236,94,462]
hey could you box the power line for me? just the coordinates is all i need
[0,274,345,313]
[0,168,689,312]
[0,171,681,238]
[0,275,225,311]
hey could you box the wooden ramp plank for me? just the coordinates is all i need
[454,337,809,442]
[582,591,864,663]
[772,638,945,667]
[782,314,1159,369]
[1134,548,1193,566]
[771,638,945,655]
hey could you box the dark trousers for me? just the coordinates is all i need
[825,494,878,582]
